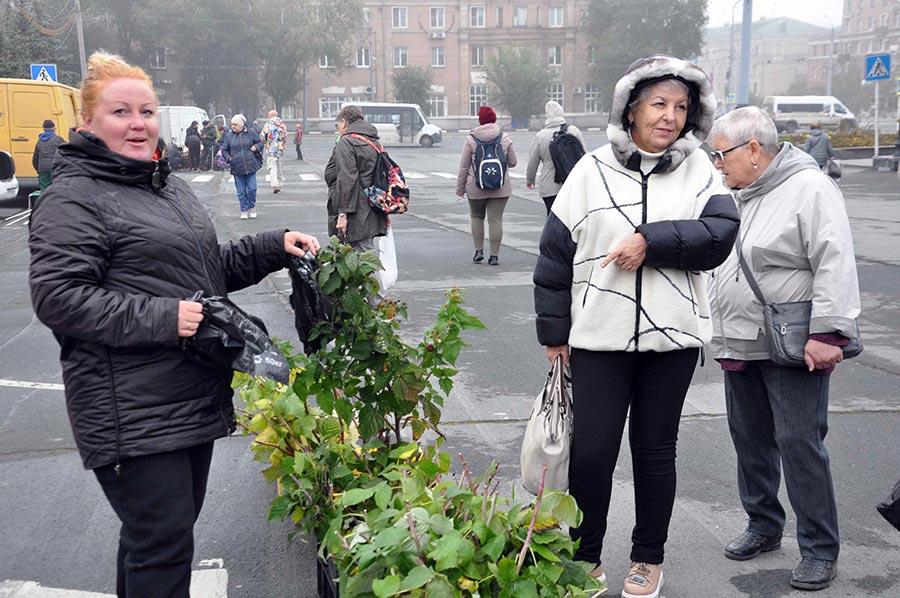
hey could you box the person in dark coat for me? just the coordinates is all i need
[221,114,264,218]
[533,54,739,598]
[184,120,202,171]
[28,52,320,598]
[324,105,387,252]
[802,123,834,169]
[200,119,217,170]
[32,119,65,190]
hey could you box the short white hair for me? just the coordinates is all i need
[709,107,778,156]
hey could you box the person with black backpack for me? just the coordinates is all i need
[526,101,586,214]
[455,106,517,266]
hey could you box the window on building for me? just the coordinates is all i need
[496,7,504,26]
[584,84,601,113]
[513,7,527,26]
[880,12,888,26]
[587,45,597,65]
[469,84,489,116]
[430,7,445,29]
[320,97,343,118]
[148,48,167,70]
[357,48,371,68]
[392,7,408,28]
[547,83,564,105]
[393,47,408,67]
[868,16,874,29]
[470,6,485,27]
[319,55,333,68]
[548,45,562,66]
[882,38,888,50]
[471,46,485,67]
[431,46,445,67]
[549,7,564,27]
[428,94,448,117]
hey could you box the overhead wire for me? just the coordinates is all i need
[9,0,76,36]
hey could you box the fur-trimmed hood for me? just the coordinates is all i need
[607,55,716,173]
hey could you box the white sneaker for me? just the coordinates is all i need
[248,208,257,219]
[240,211,248,219]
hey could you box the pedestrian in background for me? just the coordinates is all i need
[28,51,320,598]
[526,101,586,214]
[324,105,387,252]
[261,110,287,193]
[222,113,263,219]
[534,55,739,598]
[294,123,304,160]
[32,119,65,191]
[200,119,217,170]
[456,105,517,266]
[184,120,201,171]
[802,123,834,170]
[708,107,860,592]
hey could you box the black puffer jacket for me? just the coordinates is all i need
[29,131,288,469]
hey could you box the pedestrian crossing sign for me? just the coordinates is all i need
[30,64,57,82]
[865,54,891,81]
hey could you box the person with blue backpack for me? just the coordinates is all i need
[455,106,517,266]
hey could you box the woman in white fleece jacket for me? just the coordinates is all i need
[533,55,739,598]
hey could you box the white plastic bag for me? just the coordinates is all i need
[374,226,398,291]
[520,355,573,495]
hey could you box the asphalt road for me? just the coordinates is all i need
[0,129,898,597]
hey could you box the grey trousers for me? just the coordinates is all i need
[468,197,509,256]
[725,363,839,561]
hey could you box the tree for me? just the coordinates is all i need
[0,2,71,82]
[586,0,708,109]
[485,47,554,125]
[392,66,432,109]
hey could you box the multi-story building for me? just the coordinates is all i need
[698,17,830,111]
[295,0,605,129]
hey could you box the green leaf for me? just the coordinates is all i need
[399,565,434,592]
[504,578,538,598]
[372,575,401,598]
[428,513,454,536]
[426,530,476,571]
[535,561,563,584]
[424,575,455,598]
[438,377,453,396]
[267,495,293,521]
[374,482,393,510]
[481,535,507,562]
[529,542,561,563]
[388,442,420,460]
[540,491,582,528]
[248,413,267,432]
[316,415,342,439]
[373,526,409,549]
[495,556,518,586]
[338,487,376,507]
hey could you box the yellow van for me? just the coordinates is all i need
[0,78,81,188]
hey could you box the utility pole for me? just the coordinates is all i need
[737,0,752,105]
[74,0,87,79]
[301,63,308,133]
[726,0,741,112]
[826,25,834,96]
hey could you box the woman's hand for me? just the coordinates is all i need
[178,301,204,337]
[546,345,570,366]
[284,231,320,257]
[600,233,647,272]
[335,214,348,234]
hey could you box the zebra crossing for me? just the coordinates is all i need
[203,171,526,184]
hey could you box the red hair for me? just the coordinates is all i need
[80,52,156,118]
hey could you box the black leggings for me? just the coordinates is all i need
[568,348,698,565]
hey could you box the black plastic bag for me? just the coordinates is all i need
[877,477,900,532]
[288,253,333,354]
[180,291,290,384]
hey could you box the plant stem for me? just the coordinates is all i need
[405,501,426,566]
[515,464,547,575]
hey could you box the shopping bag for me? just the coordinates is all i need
[826,158,842,179]
[520,355,573,495]
[374,226,398,291]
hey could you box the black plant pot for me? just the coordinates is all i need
[317,555,340,598]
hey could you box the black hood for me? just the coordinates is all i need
[53,130,171,192]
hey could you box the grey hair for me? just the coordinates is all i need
[626,78,691,117]
[337,105,364,124]
[709,106,778,156]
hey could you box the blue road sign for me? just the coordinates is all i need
[865,54,891,82]
[30,64,58,82]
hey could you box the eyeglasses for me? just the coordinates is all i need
[710,140,756,163]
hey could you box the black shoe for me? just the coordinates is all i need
[473,250,484,263]
[724,530,782,561]
[791,558,837,591]
[488,255,499,266]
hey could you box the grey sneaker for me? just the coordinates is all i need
[240,211,249,219]
[248,208,257,219]
[791,558,837,591]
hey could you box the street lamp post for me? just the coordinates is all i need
[726,0,742,112]
[737,0,753,106]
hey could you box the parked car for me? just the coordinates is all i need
[762,95,857,133]
[0,151,19,201]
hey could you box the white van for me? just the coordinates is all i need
[158,106,209,145]
[341,102,443,147]
[762,96,857,133]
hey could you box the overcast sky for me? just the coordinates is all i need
[706,0,845,29]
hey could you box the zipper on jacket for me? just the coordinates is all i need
[105,349,123,475]
[633,174,650,350]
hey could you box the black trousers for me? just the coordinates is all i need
[568,348,698,565]
[94,442,215,598]
[295,143,303,159]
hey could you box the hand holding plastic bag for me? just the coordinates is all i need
[180,291,290,384]
[374,226,398,291]
[288,253,333,354]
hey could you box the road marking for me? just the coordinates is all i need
[299,174,320,181]
[3,210,31,227]
[0,379,65,391]
[192,174,214,183]
[404,171,428,179]
[0,569,228,597]
[429,172,456,178]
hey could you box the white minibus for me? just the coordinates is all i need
[762,96,857,133]
[341,102,443,147]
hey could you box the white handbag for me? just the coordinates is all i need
[520,355,573,495]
